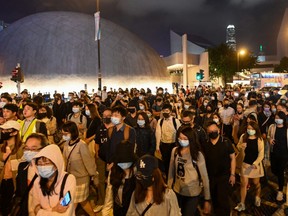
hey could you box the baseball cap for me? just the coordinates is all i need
[136,155,158,177]
[0,120,21,131]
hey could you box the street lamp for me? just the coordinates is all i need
[237,49,246,79]
[96,0,102,91]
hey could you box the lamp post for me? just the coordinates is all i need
[96,0,102,91]
[237,49,246,79]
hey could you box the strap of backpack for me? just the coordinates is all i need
[107,127,114,139]
[59,173,69,200]
[68,113,72,120]
[80,114,83,124]
[19,173,38,205]
[123,125,130,140]
[172,117,177,130]
[140,202,154,216]
[192,160,202,186]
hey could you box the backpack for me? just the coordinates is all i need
[68,113,83,123]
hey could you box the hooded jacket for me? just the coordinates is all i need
[30,144,76,216]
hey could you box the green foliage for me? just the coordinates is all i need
[208,43,257,84]
[274,57,288,72]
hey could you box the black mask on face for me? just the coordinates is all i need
[103,118,111,124]
[137,176,154,188]
[206,109,212,113]
[208,131,219,139]
[38,113,47,120]
[127,108,136,114]
[224,104,229,109]
[163,113,170,119]
[1,132,12,141]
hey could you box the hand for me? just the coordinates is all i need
[229,175,235,186]
[203,201,211,215]
[106,163,114,171]
[269,138,275,145]
[241,142,247,149]
[93,175,99,187]
[52,202,69,213]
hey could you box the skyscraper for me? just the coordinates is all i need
[226,25,236,50]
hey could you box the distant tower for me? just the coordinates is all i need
[226,25,236,50]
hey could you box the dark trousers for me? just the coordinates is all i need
[176,193,199,216]
[160,142,176,179]
[0,178,14,216]
[270,154,288,191]
[223,124,233,143]
[209,175,231,216]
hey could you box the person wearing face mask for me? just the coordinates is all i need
[62,121,99,216]
[126,155,181,216]
[218,98,235,143]
[52,93,67,130]
[168,127,211,215]
[198,98,210,117]
[102,141,137,216]
[235,121,264,211]
[135,112,156,157]
[146,110,157,133]
[267,111,288,201]
[30,144,76,216]
[0,120,22,215]
[124,101,138,128]
[155,104,181,179]
[138,101,148,112]
[83,104,101,156]
[67,101,87,139]
[151,97,163,121]
[65,92,75,115]
[232,103,245,144]
[203,121,236,216]
[202,104,214,130]
[15,133,48,216]
[37,105,57,144]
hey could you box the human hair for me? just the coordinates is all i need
[1,129,22,155]
[33,95,43,106]
[72,101,83,107]
[134,168,166,205]
[62,121,79,141]
[242,121,263,142]
[206,120,220,130]
[38,105,53,119]
[181,110,194,119]
[24,102,38,112]
[136,112,150,129]
[139,100,149,110]
[35,157,58,196]
[112,106,127,117]
[25,133,50,147]
[162,103,172,111]
[276,111,287,127]
[176,126,201,161]
[1,95,12,102]
[3,103,18,113]
[86,103,101,120]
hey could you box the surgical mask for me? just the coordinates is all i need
[117,162,133,170]
[275,119,284,125]
[162,112,170,119]
[0,102,6,108]
[139,105,145,110]
[68,96,72,100]
[37,165,55,179]
[111,117,121,125]
[213,118,219,124]
[147,113,152,118]
[184,105,189,110]
[272,108,277,114]
[137,120,145,127]
[203,102,208,107]
[264,107,270,112]
[139,96,143,100]
[23,151,38,162]
[178,139,189,147]
[85,110,90,116]
[103,118,111,124]
[208,131,219,139]
[247,129,256,136]
[62,135,71,141]
[72,107,80,113]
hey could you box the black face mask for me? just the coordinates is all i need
[237,111,242,115]
[1,132,12,141]
[163,113,170,119]
[103,118,111,124]
[208,131,219,139]
[206,109,212,113]
[224,104,229,109]
[127,108,136,114]
[38,113,47,119]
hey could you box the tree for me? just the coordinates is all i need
[208,44,257,84]
[274,56,288,72]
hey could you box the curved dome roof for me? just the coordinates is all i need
[0,12,169,92]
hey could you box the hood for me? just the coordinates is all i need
[32,144,65,184]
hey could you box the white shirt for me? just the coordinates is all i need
[218,107,235,125]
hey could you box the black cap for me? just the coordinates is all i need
[136,155,158,176]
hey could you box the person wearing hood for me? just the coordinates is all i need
[15,133,49,216]
[0,120,22,215]
[30,144,76,216]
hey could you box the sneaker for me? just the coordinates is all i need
[276,191,283,201]
[234,203,246,211]
[93,205,103,213]
[255,196,261,207]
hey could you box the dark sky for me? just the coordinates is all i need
[0,0,287,56]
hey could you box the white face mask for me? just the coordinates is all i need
[178,139,189,147]
[0,102,6,108]
[111,117,121,125]
[139,105,145,110]
[37,165,55,179]
[85,110,90,116]
[23,151,38,162]
[117,162,133,170]
[62,135,71,141]
[72,107,80,113]
[213,118,219,124]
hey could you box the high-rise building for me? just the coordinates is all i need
[226,25,236,50]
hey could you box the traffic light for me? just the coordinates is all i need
[196,70,204,81]
[10,63,24,83]
[11,69,19,82]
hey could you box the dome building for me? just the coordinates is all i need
[0,12,169,94]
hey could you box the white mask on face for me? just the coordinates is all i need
[72,107,80,113]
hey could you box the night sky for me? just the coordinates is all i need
[1,0,288,56]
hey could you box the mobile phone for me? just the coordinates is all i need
[60,191,71,206]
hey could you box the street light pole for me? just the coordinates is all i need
[237,49,246,80]
[96,0,102,91]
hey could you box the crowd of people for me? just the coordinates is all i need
[0,84,287,216]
